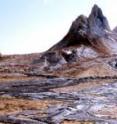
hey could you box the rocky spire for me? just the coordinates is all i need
[47,4,117,56]
[88,4,110,37]
[49,4,111,51]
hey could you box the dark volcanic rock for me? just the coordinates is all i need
[88,4,110,37]
[108,58,117,69]
[49,5,110,51]
[32,4,117,70]
[61,49,78,63]
[42,51,66,66]
[34,4,116,68]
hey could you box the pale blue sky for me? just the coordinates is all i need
[0,0,117,54]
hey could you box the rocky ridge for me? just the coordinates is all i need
[36,5,117,70]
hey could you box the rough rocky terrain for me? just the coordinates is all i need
[0,5,117,124]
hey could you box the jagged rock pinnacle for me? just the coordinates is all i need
[49,4,111,51]
[88,4,110,36]
[38,4,117,68]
